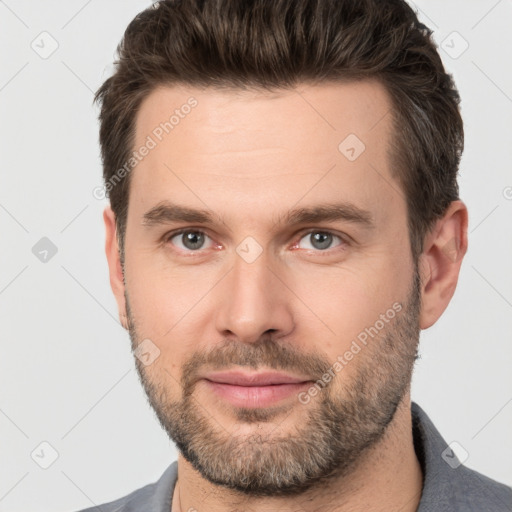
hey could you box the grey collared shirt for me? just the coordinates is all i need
[75,402,512,511]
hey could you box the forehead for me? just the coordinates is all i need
[129,80,402,228]
[134,80,393,154]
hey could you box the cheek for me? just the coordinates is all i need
[288,254,410,357]
[125,247,204,323]
[124,253,223,379]
[292,268,371,337]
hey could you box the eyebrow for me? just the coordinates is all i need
[142,200,375,230]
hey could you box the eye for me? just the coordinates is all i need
[295,230,345,251]
[166,229,215,252]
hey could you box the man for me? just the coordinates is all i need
[79,0,512,510]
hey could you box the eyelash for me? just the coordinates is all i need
[163,228,348,256]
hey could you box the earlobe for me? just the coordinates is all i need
[418,200,468,330]
[103,206,128,329]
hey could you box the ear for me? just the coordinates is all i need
[104,206,128,329]
[418,200,468,330]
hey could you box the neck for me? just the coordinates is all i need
[171,395,423,512]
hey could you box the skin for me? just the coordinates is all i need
[104,80,468,511]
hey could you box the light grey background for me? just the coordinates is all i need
[1,1,511,511]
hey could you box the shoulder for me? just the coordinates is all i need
[454,463,512,511]
[420,459,512,511]
[75,482,156,512]
[71,461,178,512]
[412,402,512,512]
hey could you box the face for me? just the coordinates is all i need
[119,80,422,496]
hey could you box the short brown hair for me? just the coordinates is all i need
[95,0,463,263]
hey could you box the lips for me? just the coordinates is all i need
[201,371,314,408]
[202,370,312,387]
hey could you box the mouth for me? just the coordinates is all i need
[201,370,314,408]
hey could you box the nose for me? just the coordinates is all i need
[214,247,295,343]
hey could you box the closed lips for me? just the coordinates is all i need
[202,371,312,386]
